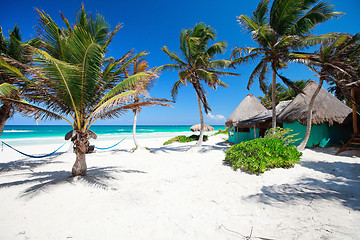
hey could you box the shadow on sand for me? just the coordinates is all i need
[149,141,230,154]
[0,153,65,173]
[247,159,360,211]
[0,166,147,198]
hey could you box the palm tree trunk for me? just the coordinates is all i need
[133,109,141,150]
[271,68,277,129]
[0,104,12,137]
[297,77,324,151]
[195,92,205,146]
[72,131,88,176]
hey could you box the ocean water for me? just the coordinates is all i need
[1,125,225,146]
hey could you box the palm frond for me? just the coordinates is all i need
[90,90,137,119]
[171,80,183,101]
[0,83,19,98]
[155,64,183,73]
[161,46,186,66]
[98,72,152,106]
[205,41,227,58]
[289,1,343,36]
[253,0,270,26]
[36,9,65,60]
[248,59,268,90]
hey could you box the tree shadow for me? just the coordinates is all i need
[247,160,360,210]
[0,166,147,198]
[0,153,65,173]
[149,145,192,154]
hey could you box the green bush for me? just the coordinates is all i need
[163,134,208,145]
[263,127,300,146]
[224,138,302,174]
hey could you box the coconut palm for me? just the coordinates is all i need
[125,59,172,151]
[0,25,40,136]
[0,6,152,176]
[292,34,360,150]
[157,23,239,146]
[231,0,342,129]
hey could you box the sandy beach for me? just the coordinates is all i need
[0,134,359,239]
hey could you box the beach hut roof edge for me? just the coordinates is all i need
[225,94,267,128]
[278,80,352,126]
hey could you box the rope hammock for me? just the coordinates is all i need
[93,137,126,150]
[1,141,66,158]
[1,137,126,158]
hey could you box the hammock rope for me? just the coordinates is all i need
[93,137,126,150]
[1,141,66,159]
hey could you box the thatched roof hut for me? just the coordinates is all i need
[225,94,267,128]
[278,80,352,126]
[240,100,292,127]
[190,124,214,132]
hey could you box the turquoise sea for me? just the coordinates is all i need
[1,125,225,146]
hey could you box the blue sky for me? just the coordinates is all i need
[1,0,359,125]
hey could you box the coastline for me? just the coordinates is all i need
[1,125,224,147]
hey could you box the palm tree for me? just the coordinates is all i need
[157,23,239,146]
[258,80,308,109]
[0,25,40,136]
[125,59,172,151]
[0,6,152,176]
[292,34,360,150]
[231,0,342,129]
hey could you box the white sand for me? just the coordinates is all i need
[0,135,359,240]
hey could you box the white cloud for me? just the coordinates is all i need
[207,113,225,120]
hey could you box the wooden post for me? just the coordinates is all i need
[352,88,358,135]
[253,127,256,139]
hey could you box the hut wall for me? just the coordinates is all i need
[284,122,352,147]
[228,128,259,144]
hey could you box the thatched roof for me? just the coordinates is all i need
[190,124,214,132]
[238,100,292,127]
[278,80,352,126]
[225,94,267,128]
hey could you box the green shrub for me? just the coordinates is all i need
[163,134,208,145]
[264,127,300,146]
[224,138,302,174]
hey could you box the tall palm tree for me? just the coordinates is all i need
[0,25,40,136]
[157,23,239,146]
[0,6,152,176]
[231,0,342,129]
[125,59,172,151]
[292,34,360,150]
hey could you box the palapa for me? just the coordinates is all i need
[240,100,292,127]
[225,94,267,128]
[190,124,214,132]
[278,80,352,126]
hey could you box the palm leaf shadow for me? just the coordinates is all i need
[0,166,147,198]
[246,160,360,210]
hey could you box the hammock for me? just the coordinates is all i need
[93,137,126,150]
[1,141,66,159]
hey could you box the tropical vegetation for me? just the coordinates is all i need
[0,25,40,136]
[231,0,342,129]
[125,59,172,151]
[224,137,302,174]
[291,33,360,150]
[163,134,208,145]
[0,6,155,176]
[157,22,239,147]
